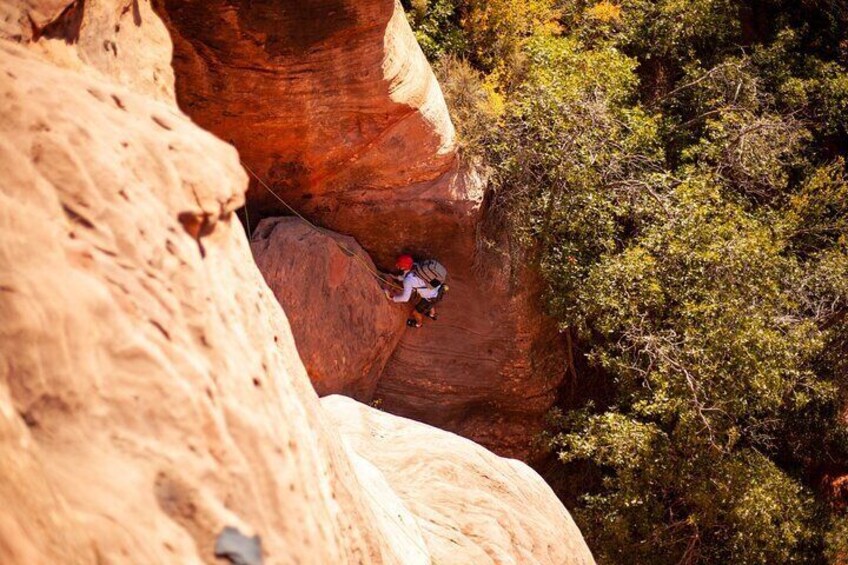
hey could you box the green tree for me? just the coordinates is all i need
[403,0,848,561]
[550,177,832,562]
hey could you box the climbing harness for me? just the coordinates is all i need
[417,281,448,306]
[240,161,402,290]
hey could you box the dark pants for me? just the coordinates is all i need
[414,286,444,315]
[415,297,436,315]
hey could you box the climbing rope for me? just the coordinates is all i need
[240,161,402,290]
[243,192,251,240]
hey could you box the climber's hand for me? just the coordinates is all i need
[384,289,393,300]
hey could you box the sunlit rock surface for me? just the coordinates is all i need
[0,40,394,563]
[0,2,593,562]
[324,395,595,565]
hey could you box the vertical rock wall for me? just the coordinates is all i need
[155,0,462,217]
[0,3,594,563]
[0,38,392,563]
[157,0,566,460]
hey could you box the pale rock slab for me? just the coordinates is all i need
[323,395,596,565]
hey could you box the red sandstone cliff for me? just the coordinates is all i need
[251,216,406,401]
[157,0,567,460]
[0,1,593,563]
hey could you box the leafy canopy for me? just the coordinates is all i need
[405,0,848,562]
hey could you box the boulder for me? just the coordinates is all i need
[251,216,406,400]
[323,395,596,565]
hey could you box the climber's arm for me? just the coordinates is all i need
[392,276,414,303]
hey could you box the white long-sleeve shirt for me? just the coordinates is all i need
[392,272,440,302]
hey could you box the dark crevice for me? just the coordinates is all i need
[34,0,86,44]
[62,203,95,230]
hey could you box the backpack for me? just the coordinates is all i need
[413,259,448,289]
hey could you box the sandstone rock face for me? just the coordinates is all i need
[0,40,395,564]
[324,395,595,565]
[0,15,593,564]
[155,0,461,217]
[158,0,566,460]
[250,210,565,458]
[375,248,567,459]
[251,217,405,400]
[156,0,481,287]
[1,0,175,101]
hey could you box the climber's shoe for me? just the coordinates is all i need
[406,319,421,328]
[426,312,438,321]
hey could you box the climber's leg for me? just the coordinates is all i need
[416,298,432,315]
[407,310,424,327]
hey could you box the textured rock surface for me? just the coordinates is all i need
[0,16,593,564]
[1,0,175,101]
[251,217,405,400]
[375,246,566,459]
[324,395,595,565]
[158,0,566,460]
[0,40,394,564]
[155,0,461,217]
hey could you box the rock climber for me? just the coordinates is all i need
[385,254,448,328]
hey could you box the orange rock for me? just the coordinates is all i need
[251,217,406,400]
[158,0,566,460]
[156,0,459,213]
[0,20,593,564]
[2,0,175,100]
[0,40,391,564]
[376,245,567,460]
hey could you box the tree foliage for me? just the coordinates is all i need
[405,0,848,562]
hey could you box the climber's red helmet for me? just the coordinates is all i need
[395,254,414,271]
